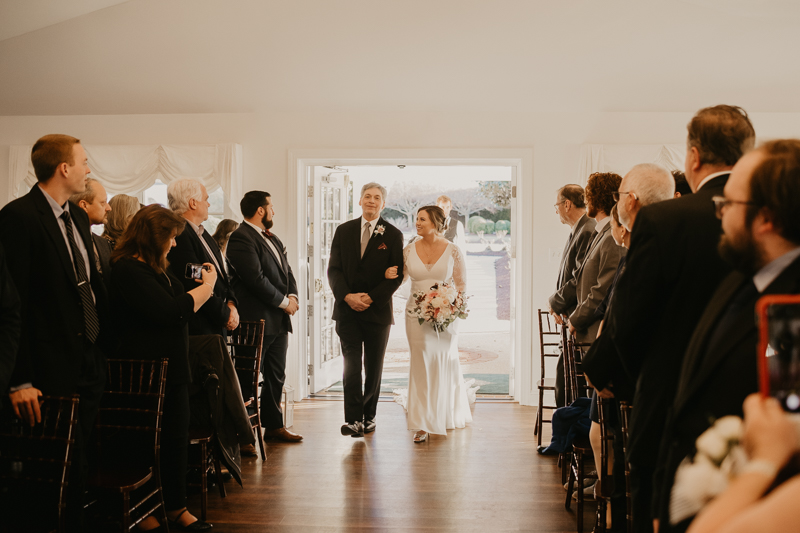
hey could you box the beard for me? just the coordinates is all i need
[718,231,762,276]
[262,213,273,230]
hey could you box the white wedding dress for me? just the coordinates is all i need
[397,240,475,435]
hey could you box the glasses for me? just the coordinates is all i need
[612,191,637,202]
[712,196,759,219]
[554,200,566,212]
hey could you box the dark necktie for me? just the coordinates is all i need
[61,211,100,343]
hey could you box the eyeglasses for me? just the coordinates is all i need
[712,195,759,219]
[554,200,566,212]
[612,191,637,203]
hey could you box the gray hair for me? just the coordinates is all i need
[624,163,675,206]
[360,182,388,201]
[167,178,204,215]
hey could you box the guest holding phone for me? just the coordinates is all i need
[111,205,216,532]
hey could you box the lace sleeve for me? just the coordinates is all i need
[402,242,412,283]
[451,244,467,292]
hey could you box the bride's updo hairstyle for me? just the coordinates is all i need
[418,205,447,234]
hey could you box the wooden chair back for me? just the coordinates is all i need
[565,332,593,405]
[228,319,266,460]
[0,395,79,533]
[618,401,633,533]
[537,309,562,377]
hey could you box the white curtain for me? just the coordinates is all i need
[577,143,685,184]
[9,143,243,216]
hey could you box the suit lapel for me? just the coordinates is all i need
[30,187,79,287]
[197,229,227,282]
[573,222,609,279]
[360,217,384,261]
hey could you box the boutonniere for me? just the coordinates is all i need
[378,243,388,250]
[374,225,386,236]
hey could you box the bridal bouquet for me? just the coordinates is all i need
[408,282,469,333]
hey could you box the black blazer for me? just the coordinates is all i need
[549,214,597,315]
[327,217,404,326]
[227,223,297,335]
[111,258,195,386]
[0,186,109,395]
[93,232,113,292]
[598,175,732,468]
[167,225,236,336]
[0,242,21,397]
[652,256,800,529]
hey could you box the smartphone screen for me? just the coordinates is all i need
[184,263,205,280]
[759,298,800,412]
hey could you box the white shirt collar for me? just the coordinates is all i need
[243,219,265,234]
[361,216,379,234]
[695,171,730,192]
[594,216,610,233]
[753,246,800,293]
[186,219,204,237]
[38,184,68,219]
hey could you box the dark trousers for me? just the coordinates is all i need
[65,344,106,530]
[336,318,391,424]
[555,352,566,407]
[161,382,190,512]
[630,463,655,533]
[259,333,288,430]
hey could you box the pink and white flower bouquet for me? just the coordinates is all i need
[408,282,469,332]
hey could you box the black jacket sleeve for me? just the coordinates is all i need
[0,242,21,395]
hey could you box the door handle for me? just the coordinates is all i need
[315,278,324,293]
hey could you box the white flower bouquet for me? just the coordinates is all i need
[408,282,469,333]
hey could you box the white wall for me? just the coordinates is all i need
[3,109,800,400]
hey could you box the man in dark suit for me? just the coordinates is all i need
[0,242,21,408]
[166,178,239,337]
[0,134,108,526]
[227,191,302,443]
[69,177,113,292]
[328,182,404,437]
[653,140,800,533]
[548,184,596,406]
[586,106,755,533]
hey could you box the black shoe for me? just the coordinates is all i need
[168,509,213,531]
[341,422,364,438]
[363,419,376,433]
[537,445,558,456]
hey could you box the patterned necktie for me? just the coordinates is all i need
[361,222,371,258]
[61,211,100,343]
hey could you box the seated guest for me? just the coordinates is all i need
[212,219,240,258]
[111,205,216,532]
[672,170,692,197]
[686,394,800,533]
[70,177,113,291]
[102,193,140,249]
[555,172,625,344]
[653,139,800,533]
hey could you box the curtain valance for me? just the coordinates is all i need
[9,143,243,216]
[578,144,685,184]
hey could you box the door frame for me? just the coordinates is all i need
[287,148,535,406]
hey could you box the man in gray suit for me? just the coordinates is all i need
[70,177,113,292]
[548,184,596,406]
[552,172,626,344]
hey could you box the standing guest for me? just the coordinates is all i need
[102,193,140,249]
[554,172,625,344]
[70,177,113,291]
[672,170,692,197]
[435,195,466,249]
[0,243,21,408]
[597,105,755,533]
[227,191,303,443]
[653,140,800,533]
[0,134,108,528]
[111,205,216,532]
[212,219,240,257]
[328,183,404,437]
[166,178,239,337]
[548,184,596,407]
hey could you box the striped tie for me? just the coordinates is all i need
[61,211,100,343]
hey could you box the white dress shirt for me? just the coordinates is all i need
[753,246,800,293]
[695,171,730,193]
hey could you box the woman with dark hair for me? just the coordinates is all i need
[111,205,216,532]
[211,218,239,256]
[386,205,473,443]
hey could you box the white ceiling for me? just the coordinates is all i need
[0,0,131,42]
[1,0,799,116]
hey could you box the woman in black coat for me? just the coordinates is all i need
[111,205,217,532]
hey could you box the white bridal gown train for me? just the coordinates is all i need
[396,241,476,435]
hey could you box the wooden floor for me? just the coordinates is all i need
[191,399,594,532]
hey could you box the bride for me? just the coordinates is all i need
[385,205,473,443]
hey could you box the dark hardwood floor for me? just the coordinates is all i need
[191,399,594,532]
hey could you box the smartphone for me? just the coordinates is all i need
[184,263,209,280]
[756,295,800,412]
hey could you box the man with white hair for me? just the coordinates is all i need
[167,178,239,338]
[615,163,676,232]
